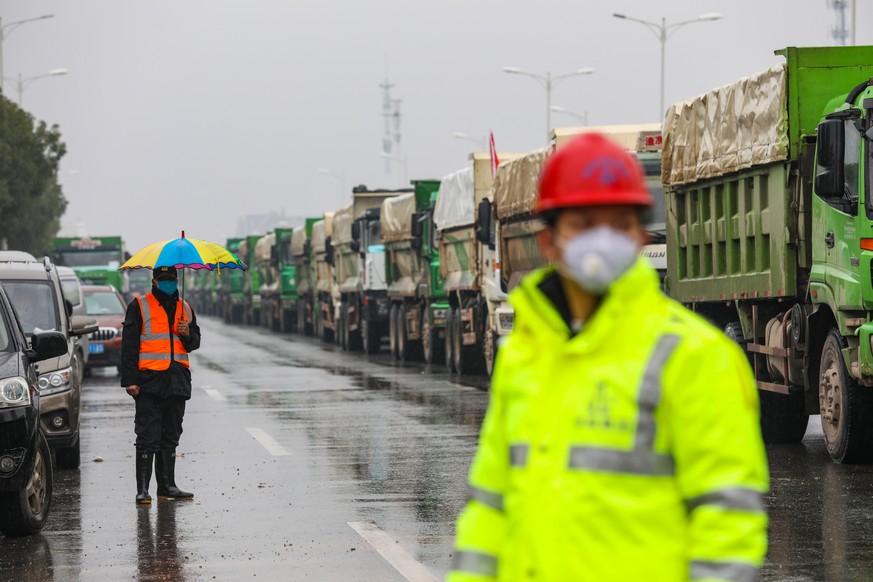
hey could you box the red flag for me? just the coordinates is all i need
[489,131,499,179]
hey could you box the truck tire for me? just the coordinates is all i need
[397,308,409,361]
[0,431,52,537]
[297,305,306,336]
[445,307,456,373]
[55,437,81,470]
[422,311,443,366]
[389,305,399,360]
[759,390,808,444]
[361,318,380,355]
[819,329,873,463]
[484,329,498,378]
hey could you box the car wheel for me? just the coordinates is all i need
[0,431,52,537]
[55,437,81,470]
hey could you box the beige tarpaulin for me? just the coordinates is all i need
[332,205,355,245]
[662,64,788,186]
[312,212,334,253]
[254,232,275,263]
[290,225,307,256]
[434,167,475,231]
[493,147,552,220]
[382,192,417,243]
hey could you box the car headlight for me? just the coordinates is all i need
[38,367,72,395]
[0,377,31,408]
[498,312,515,332]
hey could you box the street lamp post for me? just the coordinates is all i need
[317,168,346,205]
[380,152,408,187]
[0,14,54,94]
[613,12,722,117]
[550,105,588,126]
[10,68,68,106]
[503,66,594,139]
[453,132,487,149]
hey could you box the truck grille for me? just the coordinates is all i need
[91,328,118,342]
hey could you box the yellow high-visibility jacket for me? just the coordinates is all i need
[449,259,769,582]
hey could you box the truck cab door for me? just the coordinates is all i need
[811,117,863,310]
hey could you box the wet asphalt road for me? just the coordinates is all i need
[0,315,872,581]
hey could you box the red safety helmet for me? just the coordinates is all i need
[537,132,653,213]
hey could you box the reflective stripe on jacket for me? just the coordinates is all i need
[449,258,769,582]
[137,293,192,371]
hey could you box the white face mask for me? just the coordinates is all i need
[557,226,639,295]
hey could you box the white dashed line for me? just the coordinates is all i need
[245,427,290,457]
[202,386,227,401]
[348,522,438,582]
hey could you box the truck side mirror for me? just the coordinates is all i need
[351,240,361,253]
[326,236,335,266]
[411,213,424,238]
[351,222,361,241]
[476,199,493,247]
[815,119,845,198]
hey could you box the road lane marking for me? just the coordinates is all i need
[348,522,438,582]
[245,428,290,457]
[201,386,227,401]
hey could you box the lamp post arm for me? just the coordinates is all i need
[665,18,706,38]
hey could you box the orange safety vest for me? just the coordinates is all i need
[136,294,192,371]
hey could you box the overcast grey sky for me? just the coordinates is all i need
[0,0,865,251]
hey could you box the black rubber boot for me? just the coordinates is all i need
[135,450,153,505]
[155,449,193,500]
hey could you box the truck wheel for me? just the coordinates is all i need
[484,329,498,378]
[339,306,349,351]
[0,431,52,537]
[297,306,306,336]
[422,312,442,366]
[819,329,873,463]
[55,437,81,470]
[389,305,399,360]
[398,308,409,362]
[759,390,808,444]
[445,308,456,373]
[362,318,380,355]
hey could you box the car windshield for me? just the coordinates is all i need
[84,290,126,316]
[4,281,59,334]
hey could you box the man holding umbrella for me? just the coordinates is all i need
[122,265,201,504]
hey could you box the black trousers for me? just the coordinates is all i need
[134,394,186,452]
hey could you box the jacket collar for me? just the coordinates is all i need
[510,257,661,347]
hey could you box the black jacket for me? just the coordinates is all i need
[120,288,201,399]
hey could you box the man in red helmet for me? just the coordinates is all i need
[448,133,769,581]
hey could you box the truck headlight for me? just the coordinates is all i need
[0,377,31,408]
[38,367,72,395]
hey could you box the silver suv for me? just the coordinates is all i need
[0,256,97,469]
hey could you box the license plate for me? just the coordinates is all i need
[89,343,105,354]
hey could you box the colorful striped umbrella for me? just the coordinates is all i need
[119,231,246,272]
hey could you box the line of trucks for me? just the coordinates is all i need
[186,46,873,466]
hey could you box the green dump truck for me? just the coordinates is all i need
[219,237,245,323]
[663,46,873,463]
[312,214,337,342]
[256,228,299,333]
[290,219,320,335]
[383,179,446,363]
[333,187,409,354]
[238,234,264,326]
[52,235,128,295]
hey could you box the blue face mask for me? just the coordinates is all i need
[155,280,178,295]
